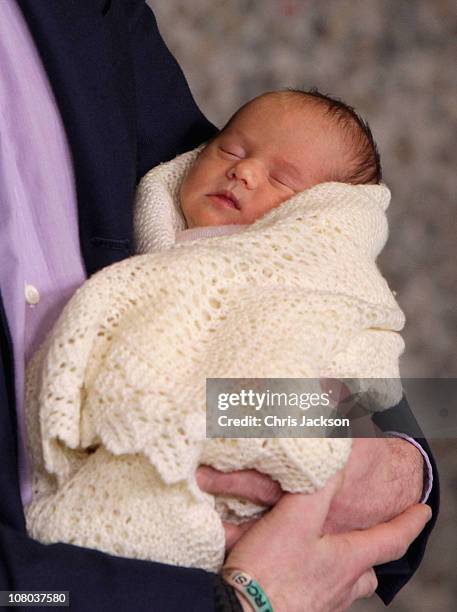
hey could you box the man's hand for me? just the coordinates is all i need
[317,379,425,532]
[196,466,282,550]
[196,435,425,548]
[323,437,425,534]
[225,475,432,611]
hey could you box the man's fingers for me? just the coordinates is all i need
[269,471,345,533]
[347,504,432,570]
[223,520,258,552]
[350,568,378,601]
[196,465,282,506]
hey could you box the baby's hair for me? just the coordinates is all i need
[279,87,382,185]
[220,87,382,185]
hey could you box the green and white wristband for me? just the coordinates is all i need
[222,568,273,612]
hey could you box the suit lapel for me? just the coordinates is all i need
[16,0,136,274]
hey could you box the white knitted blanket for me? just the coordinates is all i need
[25,148,405,571]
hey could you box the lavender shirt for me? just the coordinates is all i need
[0,0,86,506]
[0,0,430,509]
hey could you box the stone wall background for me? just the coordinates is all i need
[148,1,456,610]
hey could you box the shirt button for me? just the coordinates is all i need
[25,284,40,305]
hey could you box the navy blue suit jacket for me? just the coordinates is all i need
[0,1,438,609]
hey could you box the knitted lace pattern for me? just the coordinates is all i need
[25,148,405,571]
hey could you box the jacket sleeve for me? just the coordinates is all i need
[372,396,440,605]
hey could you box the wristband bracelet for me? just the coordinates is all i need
[222,568,273,612]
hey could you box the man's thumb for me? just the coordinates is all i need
[268,470,344,533]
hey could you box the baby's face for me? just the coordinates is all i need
[180,95,346,228]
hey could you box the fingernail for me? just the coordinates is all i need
[423,504,432,521]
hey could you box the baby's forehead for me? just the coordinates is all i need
[215,91,380,185]
[225,93,338,136]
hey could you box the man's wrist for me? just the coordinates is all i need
[214,574,244,612]
[383,436,424,508]
[222,568,273,612]
[385,432,433,503]
[234,592,254,612]
[324,436,426,534]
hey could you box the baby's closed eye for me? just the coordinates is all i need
[218,146,244,159]
[269,174,295,192]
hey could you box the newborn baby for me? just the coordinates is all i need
[135,88,382,250]
[179,89,380,230]
[25,89,405,572]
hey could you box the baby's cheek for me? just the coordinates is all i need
[179,182,196,226]
[245,194,287,224]
[181,159,208,199]
[180,166,201,205]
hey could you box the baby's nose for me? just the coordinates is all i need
[227,159,262,189]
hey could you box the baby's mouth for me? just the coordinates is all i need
[207,191,241,211]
